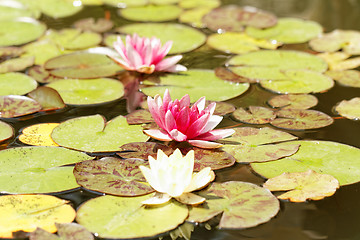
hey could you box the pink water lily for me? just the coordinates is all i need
[110,34,187,74]
[145,90,235,149]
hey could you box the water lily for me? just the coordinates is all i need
[139,149,213,205]
[144,90,235,148]
[110,34,187,74]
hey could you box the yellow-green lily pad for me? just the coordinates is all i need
[179,7,213,28]
[36,0,83,18]
[179,0,220,9]
[326,70,360,88]
[102,0,147,8]
[0,121,13,143]
[118,5,182,22]
[0,56,34,74]
[0,72,37,96]
[0,0,39,20]
[232,106,276,124]
[335,97,360,120]
[268,94,318,109]
[318,52,360,71]
[74,18,113,33]
[27,86,65,111]
[22,39,64,65]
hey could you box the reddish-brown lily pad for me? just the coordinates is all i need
[27,87,65,111]
[214,67,255,83]
[125,109,154,125]
[232,106,276,124]
[270,109,334,130]
[74,18,113,33]
[29,223,94,240]
[268,94,318,110]
[0,95,41,118]
[202,5,277,32]
[326,70,360,88]
[74,157,154,196]
[118,142,173,160]
[335,97,360,120]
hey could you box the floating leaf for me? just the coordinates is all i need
[118,142,173,160]
[126,109,154,125]
[232,106,276,124]
[211,101,236,115]
[74,157,154,196]
[46,78,124,105]
[335,97,360,120]
[30,223,94,240]
[263,170,339,202]
[0,72,37,96]
[0,0,39,20]
[0,18,46,47]
[150,0,179,4]
[309,29,360,55]
[44,52,123,79]
[326,70,360,88]
[27,86,65,111]
[179,0,220,9]
[179,7,213,28]
[0,146,93,193]
[19,123,59,146]
[0,195,75,238]
[0,56,34,74]
[76,195,188,239]
[117,23,206,54]
[36,0,83,18]
[221,127,299,163]
[270,109,334,130]
[188,181,280,229]
[251,140,360,186]
[51,114,148,153]
[268,94,318,109]
[207,32,280,54]
[22,39,64,65]
[202,5,277,32]
[318,52,360,71]
[246,18,323,44]
[102,0,147,8]
[141,69,249,102]
[74,18,113,33]
[0,121,13,143]
[119,5,182,22]
[0,95,41,118]
[0,46,24,57]
[28,65,60,83]
[214,67,253,83]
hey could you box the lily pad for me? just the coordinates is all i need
[0,0,39,20]
[22,39,64,65]
[214,67,253,83]
[27,86,65,111]
[119,5,183,22]
[270,109,334,130]
[211,101,236,116]
[179,7,213,28]
[141,69,249,102]
[0,146,93,193]
[309,29,360,55]
[117,23,206,54]
[74,18,113,33]
[0,95,41,118]
[263,170,339,202]
[0,56,34,74]
[318,52,360,71]
[232,106,276,124]
[36,0,83,18]
[46,78,124,105]
[74,157,154,196]
[118,142,173,160]
[0,18,46,47]
[187,181,280,229]
[44,52,123,79]
[76,195,188,239]
[126,109,154,125]
[250,140,360,186]
[29,223,94,240]
[51,114,148,153]
[335,97,360,120]
[326,70,360,88]
[0,121,13,143]
[0,72,37,96]
[102,0,148,8]
[221,127,299,163]
[202,5,277,32]
[0,46,24,57]
[246,18,323,44]
[19,123,59,146]
[28,65,60,83]
[179,0,220,9]
[207,32,280,54]
[0,195,76,238]
[268,94,318,109]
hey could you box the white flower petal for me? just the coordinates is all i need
[185,167,213,193]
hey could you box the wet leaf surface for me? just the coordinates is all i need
[74,157,154,196]
[270,108,334,130]
[326,70,360,88]
[268,94,318,109]
[74,18,113,33]
[0,56,34,74]
[27,86,65,111]
[263,170,339,202]
[0,121,13,143]
[30,223,94,240]
[0,195,75,238]
[76,195,188,239]
[188,181,280,228]
[51,114,148,153]
[19,123,59,146]
[232,106,276,124]
[202,5,277,32]
[125,109,154,125]
[119,5,183,22]
[0,95,41,118]
[0,72,37,96]
[335,97,360,120]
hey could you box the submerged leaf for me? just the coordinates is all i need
[335,97,360,120]
[19,123,59,146]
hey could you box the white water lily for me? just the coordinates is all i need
[139,149,214,205]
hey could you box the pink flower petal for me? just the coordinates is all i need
[144,129,172,141]
[165,110,176,132]
[195,128,235,141]
[200,115,223,135]
[187,140,223,149]
[192,97,206,112]
[185,113,211,139]
[169,129,187,142]
[109,56,133,71]
[155,55,183,71]
[147,96,165,129]
[126,43,144,68]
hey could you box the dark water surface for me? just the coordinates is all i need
[3,0,360,240]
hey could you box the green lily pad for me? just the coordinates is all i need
[221,127,299,163]
[232,106,276,124]
[268,94,318,109]
[214,67,253,83]
[74,157,154,196]
[211,101,236,116]
[179,0,220,9]
[309,29,360,55]
[36,0,83,18]
[207,32,280,54]
[0,146,93,193]
[187,181,280,229]
[0,0,39,20]
[119,5,182,22]
[0,121,13,143]
[326,70,360,88]
[202,5,277,32]
[270,109,334,130]
[44,52,123,79]
[150,0,179,4]
[246,18,323,44]
[22,39,64,65]
[179,7,213,28]
[46,78,124,105]
[74,18,113,33]
[141,69,249,102]
[318,52,360,71]
[29,223,94,240]
[27,86,65,111]
[335,97,360,120]
[0,95,41,118]
[0,56,34,74]
[51,114,148,153]
[117,23,206,54]
[28,65,60,83]
[0,46,24,57]
[250,140,360,186]
[126,109,153,125]
[0,72,37,96]
[76,195,188,239]
[0,18,46,47]
[102,0,147,8]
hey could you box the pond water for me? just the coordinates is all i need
[2,0,360,240]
